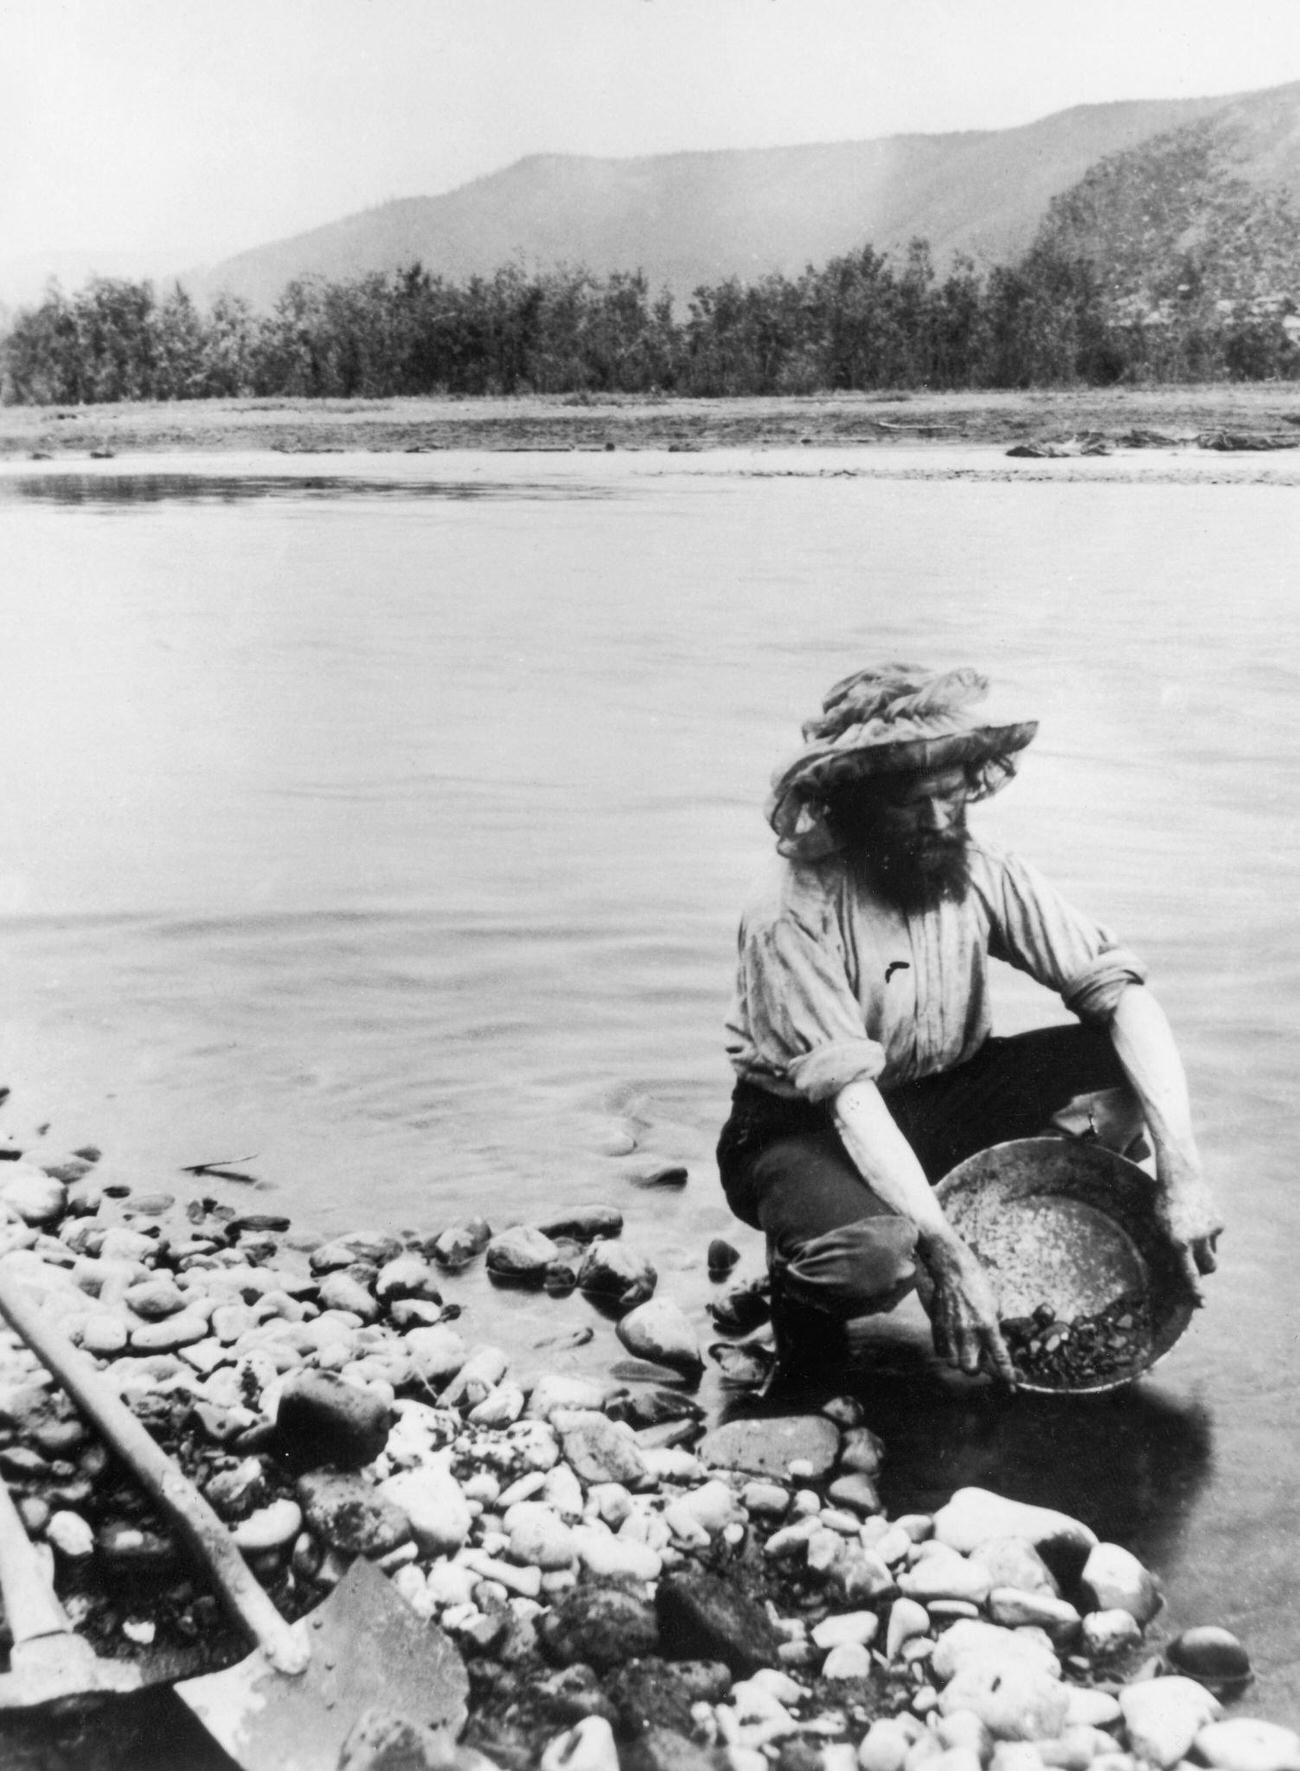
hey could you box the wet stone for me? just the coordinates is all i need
[578,1240,658,1308]
[486,1224,561,1283]
[276,1369,394,1471]
[615,1297,703,1375]
[558,1411,648,1486]
[374,1252,442,1304]
[625,1162,689,1189]
[429,1217,492,1270]
[317,1268,381,1322]
[698,1414,839,1482]
[1164,1624,1253,1695]
[538,1205,624,1242]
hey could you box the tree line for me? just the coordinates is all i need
[3,238,1298,405]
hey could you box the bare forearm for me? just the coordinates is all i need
[832,1078,1014,1379]
[1107,984,1199,1165]
[831,1078,956,1247]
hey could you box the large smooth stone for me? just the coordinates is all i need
[933,1488,1097,1561]
[296,1469,412,1558]
[939,1660,1069,1741]
[378,1463,472,1555]
[616,1299,703,1375]
[312,1232,402,1271]
[525,1374,610,1419]
[571,1525,662,1584]
[578,1241,657,1307]
[1164,1625,1252,1695]
[1119,1677,1221,1768]
[276,1370,394,1471]
[1195,1719,1300,1771]
[986,1587,1081,1642]
[486,1225,559,1283]
[1080,1541,1163,1626]
[655,1569,782,1676]
[930,1619,1060,1684]
[898,1545,992,1606]
[124,1278,188,1320]
[557,1411,648,1486]
[969,1536,1061,1597]
[317,1269,381,1323]
[505,1500,576,1570]
[698,1414,839,1482]
[538,1205,624,1242]
[129,1310,209,1352]
[428,1218,491,1269]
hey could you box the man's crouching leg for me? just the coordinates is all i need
[1045,1085,1149,1162]
[766,1217,919,1397]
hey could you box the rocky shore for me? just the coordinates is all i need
[5,386,1300,463]
[0,1144,1293,1771]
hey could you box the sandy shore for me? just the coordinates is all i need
[4,386,1300,460]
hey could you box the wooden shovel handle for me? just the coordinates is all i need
[0,1269,308,1675]
[0,1473,72,1646]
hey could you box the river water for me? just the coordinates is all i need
[1,447,1297,1717]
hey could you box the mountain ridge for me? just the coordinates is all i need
[181,87,1261,309]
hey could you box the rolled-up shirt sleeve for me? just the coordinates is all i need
[981,846,1147,1023]
[729,911,885,1101]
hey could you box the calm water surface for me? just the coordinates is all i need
[1,450,1297,1716]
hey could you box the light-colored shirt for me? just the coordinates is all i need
[725,837,1146,1101]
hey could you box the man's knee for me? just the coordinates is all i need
[772,1216,919,1320]
[1045,1084,1146,1157]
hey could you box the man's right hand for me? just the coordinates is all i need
[918,1230,1017,1384]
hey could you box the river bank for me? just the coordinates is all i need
[0,1135,1291,1771]
[4,385,1300,460]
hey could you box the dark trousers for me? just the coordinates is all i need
[716,1025,1134,1318]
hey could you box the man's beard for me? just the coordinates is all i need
[859,829,972,913]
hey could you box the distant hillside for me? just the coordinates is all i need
[186,90,1241,310]
[1035,82,1300,305]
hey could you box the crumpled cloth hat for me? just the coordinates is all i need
[766,663,1038,861]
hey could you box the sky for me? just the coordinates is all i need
[5,0,1300,278]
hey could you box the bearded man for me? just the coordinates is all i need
[717,664,1222,1391]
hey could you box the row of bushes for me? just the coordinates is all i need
[3,240,1298,404]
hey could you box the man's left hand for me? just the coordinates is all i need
[1154,1147,1223,1301]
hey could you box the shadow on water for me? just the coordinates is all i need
[723,1319,1213,1576]
[1,473,613,506]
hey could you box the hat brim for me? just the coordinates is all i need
[777,719,1039,801]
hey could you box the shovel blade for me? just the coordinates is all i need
[176,1558,468,1771]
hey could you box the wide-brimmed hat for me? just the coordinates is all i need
[766,663,1038,860]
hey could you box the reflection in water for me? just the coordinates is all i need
[2,472,611,506]
[723,1320,1213,1575]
